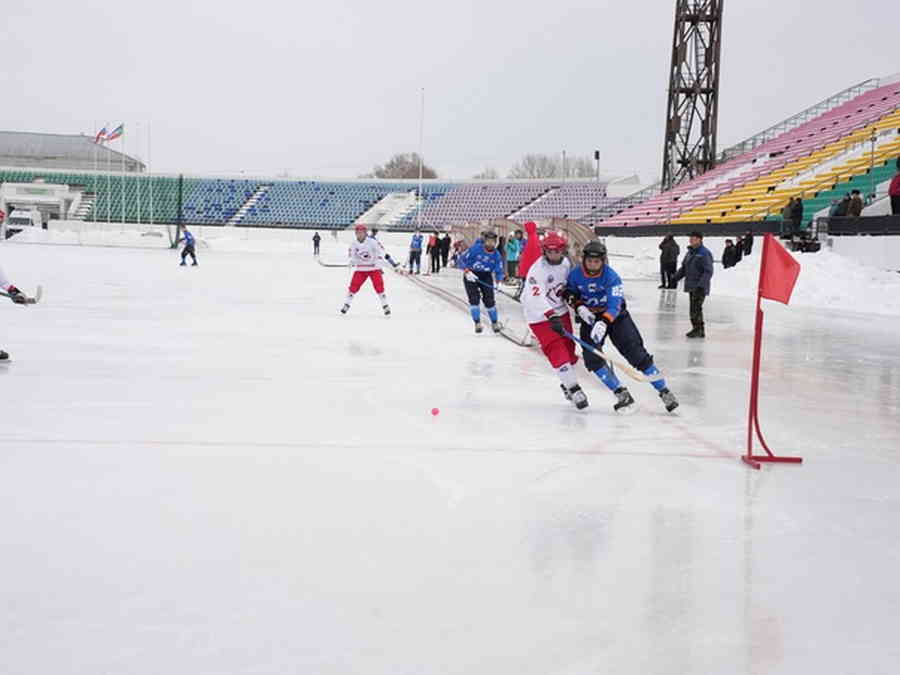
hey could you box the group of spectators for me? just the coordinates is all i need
[407,231,452,274]
[721,231,755,269]
[826,190,865,219]
[660,229,755,277]
[412,228,529,280]
[784,157,900,227]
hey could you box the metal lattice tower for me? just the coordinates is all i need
[661,0,724,190]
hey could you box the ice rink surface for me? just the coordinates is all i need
[2,232,899,674]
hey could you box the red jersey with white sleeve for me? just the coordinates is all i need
[348,237,389,271]
[521,256,573,324]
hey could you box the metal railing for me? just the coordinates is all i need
[582,78,883,226]
[718,78,881,161]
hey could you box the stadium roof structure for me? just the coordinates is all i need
[0,130,144,172]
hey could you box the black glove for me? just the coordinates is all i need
[560,288,580,307]
[549,315,565,336]
[7,286,26,304]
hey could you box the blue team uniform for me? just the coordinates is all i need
[179,229,197,265]
[566,263,668,393]
[457,239,505,325]
[409,233,424,273]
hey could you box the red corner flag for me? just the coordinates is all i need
[758,233,801,304]
[517,221,542,278]
[743,232,804,470]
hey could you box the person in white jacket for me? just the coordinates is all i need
[520,232,587,410]
[341,224,399,316]
[0,263,27,361]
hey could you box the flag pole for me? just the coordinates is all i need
[136,122,141,226]
[121,125,126,225]
[106,126,111,225]
[148,121,153,226]
[417,86,424,231]
[742,234,804,469]
[93,119,97,222]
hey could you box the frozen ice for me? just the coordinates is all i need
[1,230,899,674]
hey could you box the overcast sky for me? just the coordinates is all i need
[2,0,897,182]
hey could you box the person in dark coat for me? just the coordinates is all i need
[847,189,863,217]
[733,235,743,265]
[889,164,900,215]
[671,231,714,338]
[790,197,804,230]
[722,239,738,268]
[427,232,441,273]
[833,195,851,218]
[440,232,452,267]
[781,201,794,233]
[742,230,753,255]
[313,231,321,255]
[658,234,680,289]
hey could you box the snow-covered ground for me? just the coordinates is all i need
[1,229,899,674]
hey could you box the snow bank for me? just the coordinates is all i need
[602,235,900,316]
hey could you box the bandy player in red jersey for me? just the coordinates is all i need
[520,232,588,410]
[341,224,400,316]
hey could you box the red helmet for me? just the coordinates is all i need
[541,232,568,252]
[354,224,367,233]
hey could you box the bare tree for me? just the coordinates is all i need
[569,156,598,178]
[507,154,559,179]
[472,168,499,180]
[370,153,437,179]
[507,153,599,179]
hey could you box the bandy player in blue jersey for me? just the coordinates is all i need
[564,240,679,414]
[457,231,505,334]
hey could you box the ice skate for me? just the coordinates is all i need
[474,322,483,334]
[491,321,502,333]
[0,350,9,362]
[340,304,350,315]
[613,386,636,413]
[383,305,391,316]
[560,383,572,402]
[568,384,589,410]
[659,388,679,413]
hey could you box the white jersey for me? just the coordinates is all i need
[348,237,388,271]
[521,256,573,324]
[0,264,10,291]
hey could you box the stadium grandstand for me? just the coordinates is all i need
[590,75,900,230]
[1,74,898,233]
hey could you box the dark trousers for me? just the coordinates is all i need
[660,261,677,288]
[507,260,518,278]
[409,250,422,273]
[430,252,440,273]
[441,250,449,267]
[464,271,496,309]
[181,245,197,264]
[313,242,320,254]
[891,195,900,215]
[689,288,706,328]
[578,311,654,373]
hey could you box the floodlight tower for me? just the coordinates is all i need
[661,0,724,191]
